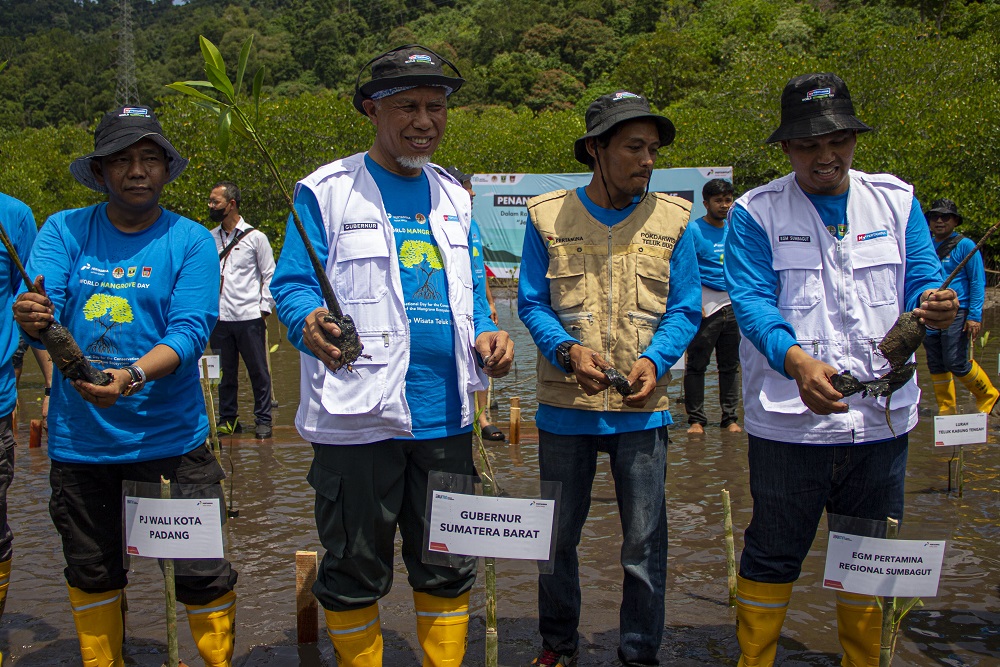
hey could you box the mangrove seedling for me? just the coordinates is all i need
[167,35,368,371]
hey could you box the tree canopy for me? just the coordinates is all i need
[0,0,998,251]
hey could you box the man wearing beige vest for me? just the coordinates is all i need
[518,91,701,667]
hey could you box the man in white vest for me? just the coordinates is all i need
[271,45,513,667]
[724,73,958,666]
[518,91,701,666]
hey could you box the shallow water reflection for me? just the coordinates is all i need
[3,289,998,665]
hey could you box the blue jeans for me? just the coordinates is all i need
[537,427,668,666]
[923,308,972,376]
[739,434,908,583]
[684,304,741,427]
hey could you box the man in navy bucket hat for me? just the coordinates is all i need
[723,73,958,665]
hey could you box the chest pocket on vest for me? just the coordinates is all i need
[439,220,473,291]
[636,253,670,314]
[546,254,586,312]
[852,241,900,307]
[335,229,389,303]
[773,244,822,310]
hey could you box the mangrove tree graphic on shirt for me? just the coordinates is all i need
[83,293,134,355]
[399,239,444,301]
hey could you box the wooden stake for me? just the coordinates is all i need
[29,419,42,448]
[474,430,499,667]
[957,446,964,498]
[509,397,521,445]
[722,489,737,606]
[878,518,900,667]
[295,551,319,644]
[200,358,221,462]
[161,476,179,667]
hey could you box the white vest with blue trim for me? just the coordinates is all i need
[292,153,487,445]
[738,170,919,444]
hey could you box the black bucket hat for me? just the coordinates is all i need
[926,198,962,223]
[353,44,464,115]
[766,73,873,144]
[70,105,188,193]
[574,91,675,166]
[444,166,473,185]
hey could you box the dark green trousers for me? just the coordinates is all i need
[309,433,477,611]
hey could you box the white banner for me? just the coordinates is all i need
[199,355,220,380]
[124,497,224,559]
[428,491,555,560]
[934,413,987,446]
[823,532,946,597]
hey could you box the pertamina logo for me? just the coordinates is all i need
[856,230,888,242]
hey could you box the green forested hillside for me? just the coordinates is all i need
[0,0,998,250]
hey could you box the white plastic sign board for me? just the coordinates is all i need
[933,413,987,446]
[199,355,220,379]
[124,496,224,559]
[822,532,946,597]
[428,491,555,560]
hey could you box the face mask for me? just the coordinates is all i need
[208,205,227,222]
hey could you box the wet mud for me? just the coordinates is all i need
[3,289,998,665]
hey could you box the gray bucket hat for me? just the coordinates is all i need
[353,45,464,115]
[574,91,675,166]
[766,73,873,143]
[70,105,187,193]
[926,198,962,223]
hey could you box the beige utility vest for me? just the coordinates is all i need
[527,189,691,412]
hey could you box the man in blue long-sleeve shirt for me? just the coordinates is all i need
[684,178,742,434]
[518,91,700,667]
[922,198,1000,415]
[724,73,957,667]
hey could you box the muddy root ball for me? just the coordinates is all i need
[40,322,113,386]
[878,311,926,371]
[321,312,370,371]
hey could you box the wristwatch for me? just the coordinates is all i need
[555,341,577,373]
[121,365,147,397]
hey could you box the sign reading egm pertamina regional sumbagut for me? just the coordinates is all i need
[124,497,224,559]
[428,491,555,560]
[822,532,946,597]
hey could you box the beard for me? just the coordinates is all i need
[397,155,431,170]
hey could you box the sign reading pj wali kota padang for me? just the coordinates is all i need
[470,168,733,279]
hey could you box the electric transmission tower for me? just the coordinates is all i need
[114,0,139,107]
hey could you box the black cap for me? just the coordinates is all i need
[574,91,675,166]
[766,73,873,143]
[926,198,962,222]
[70,105,187,193]
[353,45,464,115]
[444,166,472,185]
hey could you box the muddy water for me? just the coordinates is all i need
[3,288,998,665]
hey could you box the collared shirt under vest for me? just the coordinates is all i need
[527,189,690,412]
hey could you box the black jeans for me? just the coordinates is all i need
[210,317,273,426]
[309,434,477,612]
[683,305,741,427]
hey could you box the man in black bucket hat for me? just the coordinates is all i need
[15,104,238,666]
[272,45,513,666]
[518,91,700,666]
[724,74,958,665]
[922,198,1000,418]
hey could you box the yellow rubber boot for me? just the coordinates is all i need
[185,590,236,667]
[413,591,469,667]
[956,360,1000,416]
[67,585,125,667]
[323,604,383,666]
[930,372,957,415]
[735,576,793,667]
[835,592,881,667]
